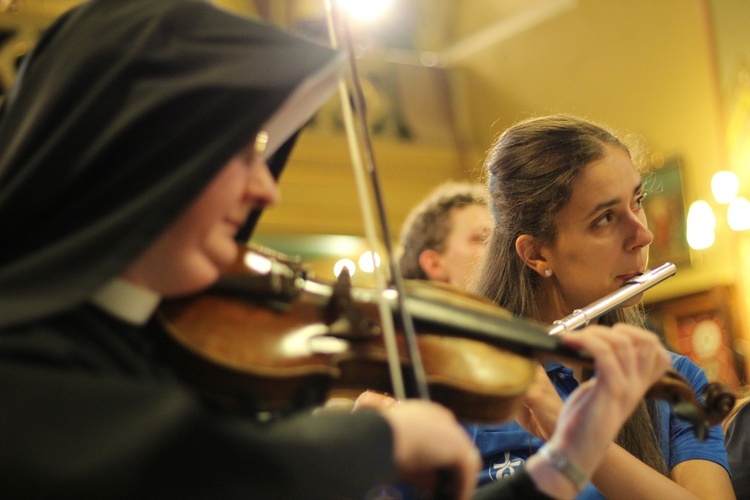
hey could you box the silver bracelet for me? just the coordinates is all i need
[538,443,589,492]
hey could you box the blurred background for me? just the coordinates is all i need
[2,0,749,387]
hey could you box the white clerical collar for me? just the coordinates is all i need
[90,277,161,325]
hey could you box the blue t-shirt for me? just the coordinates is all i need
[463,352,730,499]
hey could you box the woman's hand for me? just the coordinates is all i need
[353,390,399,411]
[355,390,480,500]
[523,323,671,499]
[551,323,671,471]
[515,364,564,440]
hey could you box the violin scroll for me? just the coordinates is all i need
[644,370,735,440]
[702,381,737,426]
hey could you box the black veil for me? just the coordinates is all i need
[0,0,344,327]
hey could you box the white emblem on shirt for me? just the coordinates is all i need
[490,452,524,481]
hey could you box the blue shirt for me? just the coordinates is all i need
[463,352,730,499]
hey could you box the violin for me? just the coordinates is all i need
[157,244,542,422]
[157,244,735,439]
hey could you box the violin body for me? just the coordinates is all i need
[158,245,537,423]
[158,290,341,416]
[331,330,537,423]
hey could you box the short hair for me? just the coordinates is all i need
[397,181,489,280]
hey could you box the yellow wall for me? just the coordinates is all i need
[452,0,737,300]
[710,0,750,367]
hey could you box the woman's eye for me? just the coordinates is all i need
[635,193,646,208]
[594,212,614,227]
[475,230,490,244]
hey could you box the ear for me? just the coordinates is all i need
[515,234,549,277]
[418,249,448,282]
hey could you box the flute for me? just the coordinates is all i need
[548,262,676,336]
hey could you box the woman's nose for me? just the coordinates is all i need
[628,211,653,251]
[246,158,280,209]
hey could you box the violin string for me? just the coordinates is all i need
[323,0,431,401]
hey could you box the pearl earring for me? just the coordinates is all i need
[544,269,552,277]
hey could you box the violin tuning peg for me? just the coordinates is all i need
[672,401,707,441]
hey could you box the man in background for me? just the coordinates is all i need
[398,181,492,290]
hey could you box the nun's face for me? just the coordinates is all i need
[123,134,279,296]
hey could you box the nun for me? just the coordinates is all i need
[0,0,479,497]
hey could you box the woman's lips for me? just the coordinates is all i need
[617,270,644,282]
[225,218,243,230]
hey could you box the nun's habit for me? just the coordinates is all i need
[0,0,396,497]
[0,0,336,327]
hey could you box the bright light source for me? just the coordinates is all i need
[686,200,716,250]
[711,171,740,204]
[686,225,715,250]
[687,200,716,228]
[728,196,750,231]
[358,250,381,272]
[336,0,394,21]
[334,258,356,277]
[244,252,272,275]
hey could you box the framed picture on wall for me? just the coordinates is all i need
[642,157,691,268]
[647,286,746,389]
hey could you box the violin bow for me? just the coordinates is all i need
[324,1,431,401]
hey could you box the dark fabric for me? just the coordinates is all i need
[473,468,554,500]
[725,402,750,498]
[237,130,300,242]
[0,305,395,498]
[0,0,340,328]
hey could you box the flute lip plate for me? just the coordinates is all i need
[625,262,676,285]
[549,263,677,337]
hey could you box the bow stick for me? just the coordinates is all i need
[324,1,430,401]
